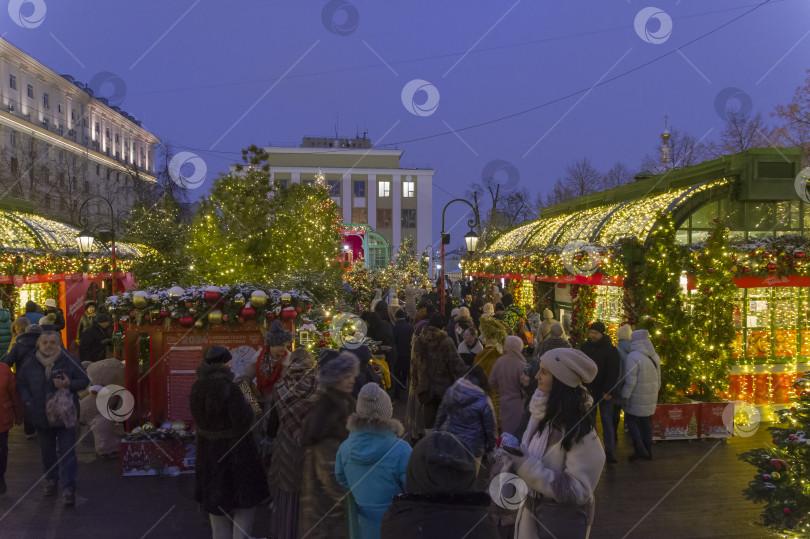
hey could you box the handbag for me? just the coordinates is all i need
[46,388,77,429]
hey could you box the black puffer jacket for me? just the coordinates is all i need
[580,334,621,400]
[2,332,40,370]
[381,492,498,538]
[189,362,269,515]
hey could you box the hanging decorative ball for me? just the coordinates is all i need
[771,472,781,480]
[222,314,229,323]
[179,316,195,328]
[742,266,751,273]
[655,293,663,299]
[767,262,778,273]
[241,306,256,320]
[770,459,787,470]
[763,474,771,481]
[295,307,302,313]
[132,291,149,310]
[251,290,268,308]
[171,420,186,431]
[712,218,718,223]
[707,268,714,274]
[233,294,246,308]
[168,286,185,298]
[160,421,172,430]
[189,308,197,315]
[204,285,222,303]
[281,292,292,303]
[149,294,159,303]
[194,319,204,329]
[159,310,170,318]
[267,312,275,320]
[208,310,223,325]
[796,251,805,259]
[784,508,791,514]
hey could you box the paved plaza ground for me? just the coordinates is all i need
[0,416,779,539]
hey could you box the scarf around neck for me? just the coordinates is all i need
[36,350,60,380]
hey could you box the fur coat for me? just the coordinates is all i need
[189,362,269,515]
[300,387,356,539]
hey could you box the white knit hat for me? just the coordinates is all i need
[356,382,393,419]
[539,348,598,388]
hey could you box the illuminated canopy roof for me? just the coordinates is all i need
[489,178,730,251]
[0,210,146,256]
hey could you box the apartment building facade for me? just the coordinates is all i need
[0,38,160,227]
[263,137,434,266]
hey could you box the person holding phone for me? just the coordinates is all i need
[504,348,605,539]
[16,331,89,507]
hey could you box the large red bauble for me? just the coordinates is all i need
[203,290,221,303]
[179,316,195,328]
[241,306,256,320]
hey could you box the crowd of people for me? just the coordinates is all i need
[188,283,661,539]
[0,286,662,539]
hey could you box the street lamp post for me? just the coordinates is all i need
[75,195,117,294]
[440,199,480,316]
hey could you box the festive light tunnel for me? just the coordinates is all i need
[470,148,807,416]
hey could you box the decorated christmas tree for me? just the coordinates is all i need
[690,218,736,399]
[740,373,810,535]
[187,146,342,288]
[638,214,692,400]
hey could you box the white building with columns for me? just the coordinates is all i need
[261,137,434,264]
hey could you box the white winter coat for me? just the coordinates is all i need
[621,330,661,417]
[512,392,605,539]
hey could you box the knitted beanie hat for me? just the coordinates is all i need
[503,335,524,355]
[265,319,292,346]
[539,347,598,388]
[549,322,564,338]
[617,324,633,341]
[44,299,57,308]
[26,324,43,334]
[589,321,606,335]
[317,351,359,387]
[356,382,393,419]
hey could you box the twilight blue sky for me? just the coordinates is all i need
[5,0,809,248]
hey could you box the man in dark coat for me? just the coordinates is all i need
[580,321,621,463]
[392,309,414,400]
[16,331,90,506]
[79,314,112,363]
[43,299,66,332]
[361,311,397,371]
[190,346,269,536]
[381,431,499,538]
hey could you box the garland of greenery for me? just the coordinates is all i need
[568,284,596,346]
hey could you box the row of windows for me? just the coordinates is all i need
[9,74,61,112]
[349,208,418,228]
[329,179,415,198]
